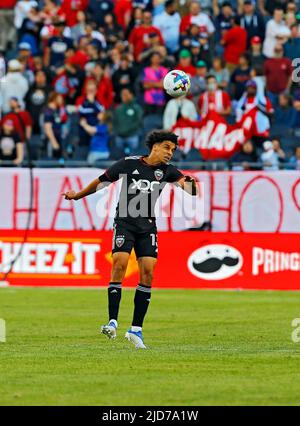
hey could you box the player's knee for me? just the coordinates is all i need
[141,268,154,285]
[112,262,127,279]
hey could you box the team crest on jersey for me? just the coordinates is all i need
[116,235,125,248]
[154,169,164,181]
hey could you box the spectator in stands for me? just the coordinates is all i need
[142,52,168,115]
[231,140,258,170]
[263,8,291,58]
[128,9,164,61]
[0,119,24,165]
[289,146,300,169]
[249,36,266,69]
[221,16,247,72]
[0,1,17,53]
[80,111,110,164]
[112,54,136,104]
[2,97,33,142]
[198,74,231,117]
[176,49,196,77]
[14,0,38,38]
[209,57,230,90]
[292,90,300,130]
[190,60,207,103]
[230,54,251,101]
[19,4,41,55]
[180,1,215,38]
[214,1,234,47]
[25,70,51,135]
[283,23,300,60]
[88,0,114,28]
[76,79,105,146]
[260,140,280,170]
[153,0,181,54]
[274,93,297,128]
[0,59,29,114]
[236,80,273,139]
[101,13,124,50]
[86,62,114,109]
[58,0,89,28]
[44,18,73,69]
[163,94,198,130]
[272,137,286,162]
[43,92,67,159]
[240,0,265,47]
[264,43,293,106]
[113,88,143,154]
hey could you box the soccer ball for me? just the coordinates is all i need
[163,70,191,98]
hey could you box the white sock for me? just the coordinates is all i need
[131,326,142,332]
[109,319,118,328]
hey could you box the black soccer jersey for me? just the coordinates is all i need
[99,156,184,233]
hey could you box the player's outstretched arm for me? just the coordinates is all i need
[62,178,106,201]
[176,176,198,196]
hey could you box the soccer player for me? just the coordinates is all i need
[63,131,198,349]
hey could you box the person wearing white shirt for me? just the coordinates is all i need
[263,8,291,58]
[14,0,38,30]
[153,0,181,53]
[163,96,198,130]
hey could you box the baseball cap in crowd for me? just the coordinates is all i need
[165,0,175,7]
[196,60,207,68]
[191,40,200,48]
[246,80,257,88]
[8,59,22,71]
[18,42,31,51]
[4,119,14,127]
[179,49,191,59]
[263,141,273,151]
[294,91,300,101]
[251,36,262,45]
[222,1,232,7]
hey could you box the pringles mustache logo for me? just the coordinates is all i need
[188,244,243,280]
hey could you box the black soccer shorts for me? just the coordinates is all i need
[112,223,158,259]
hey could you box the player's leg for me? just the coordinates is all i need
[125,231,158,349]
[101,225,134,340]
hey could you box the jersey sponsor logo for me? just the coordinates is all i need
[154,169,164,181]
[132,169,140,175]
[130,179,161,193]
[115,235,125,248]
[187,244,243,280]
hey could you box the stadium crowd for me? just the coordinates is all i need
[0,0,300,170]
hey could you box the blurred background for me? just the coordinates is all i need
[0,0,300,170]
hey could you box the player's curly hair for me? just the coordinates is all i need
[145,130,179,151]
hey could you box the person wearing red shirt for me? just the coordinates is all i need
[221,16,247,72]
[176,49,196,78]
[2,97,33,142]
[79,63,114,110]
[236,80,274,139]
[58,0,88,28]
[0,0,17,52]
[128,10,164,61]
[114,0,133,29]
[198,75,231,117]
[180,1,215,37]
[264,44,293,105]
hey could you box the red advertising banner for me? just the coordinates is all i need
[173,109,257,160]
[0,230,299,290]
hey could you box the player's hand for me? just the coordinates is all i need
[62,190,78,200]
[184,175,197,195]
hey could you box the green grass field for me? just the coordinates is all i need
[1,287,300,406]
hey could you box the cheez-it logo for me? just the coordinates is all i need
[0,238,100,278]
